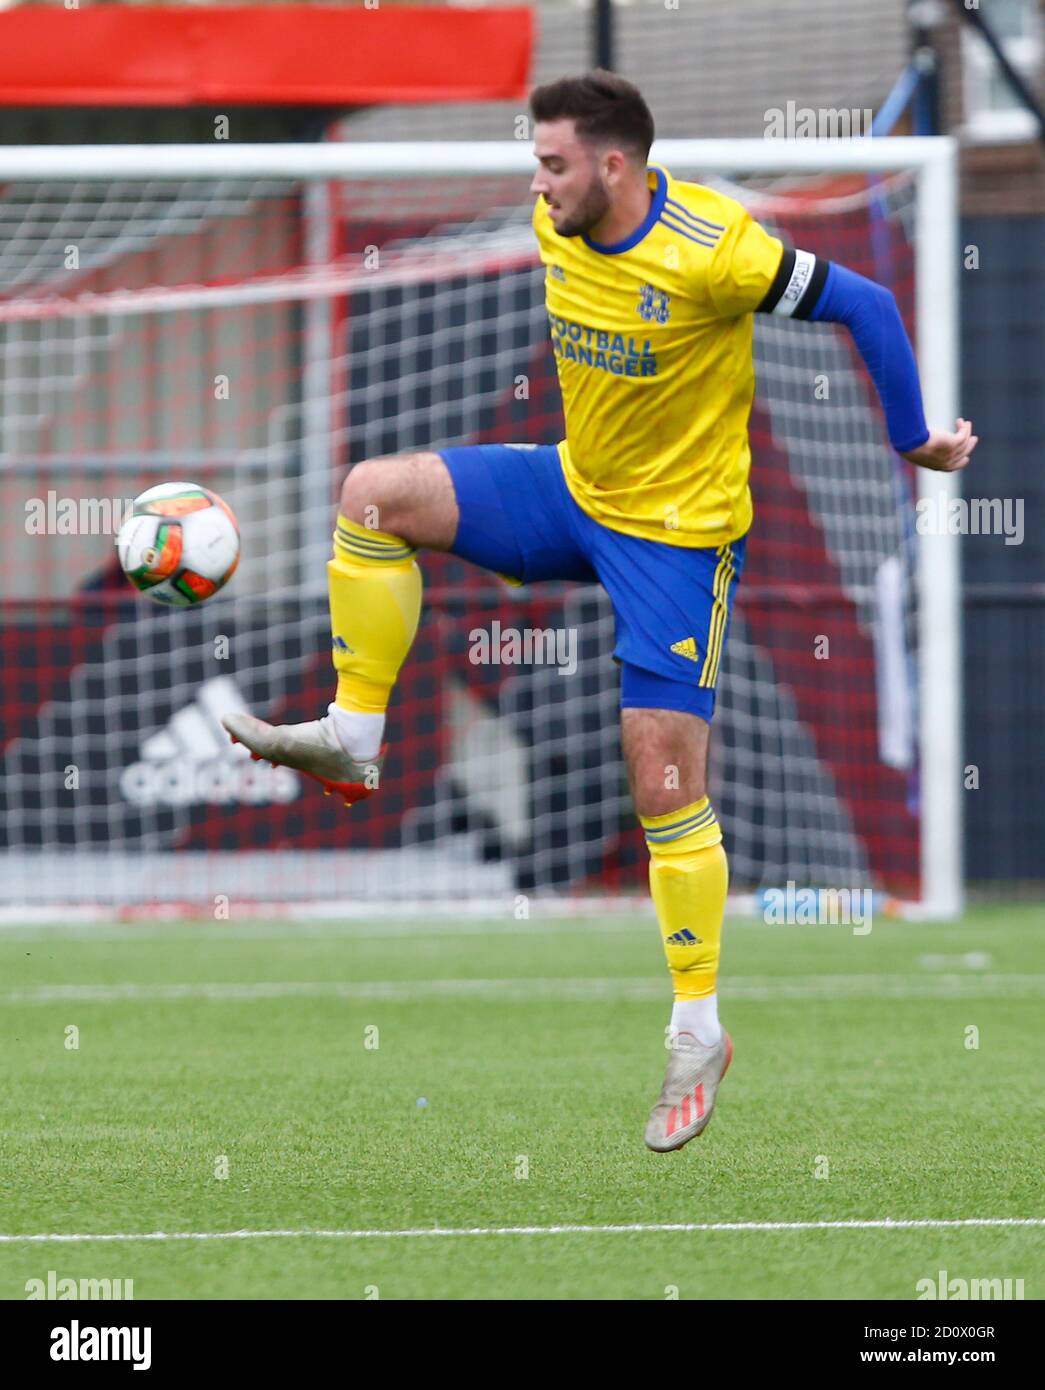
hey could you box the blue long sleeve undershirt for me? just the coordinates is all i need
[808,261,929,455]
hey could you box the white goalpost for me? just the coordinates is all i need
[0,137,961,920]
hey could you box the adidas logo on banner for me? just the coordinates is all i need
[670,637,699,663]
[119,676,299,807]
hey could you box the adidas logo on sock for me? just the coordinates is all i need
[670,637,699,662]
[666,928,704,945]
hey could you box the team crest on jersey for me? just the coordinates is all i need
[637,284,671,323]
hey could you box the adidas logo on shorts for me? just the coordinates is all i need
[670,637,699,662]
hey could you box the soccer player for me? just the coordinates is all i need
[224,72,978,1153]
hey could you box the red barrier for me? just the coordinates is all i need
[0,5,535,107]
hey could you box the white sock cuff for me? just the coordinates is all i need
[670,995,722,1048]
[328,703,385,762]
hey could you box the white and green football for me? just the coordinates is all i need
[116,482,240,607]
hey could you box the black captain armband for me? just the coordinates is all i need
[757,248,829,320]
[753,248,930,452]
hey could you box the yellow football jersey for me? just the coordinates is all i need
[531,165,784,547]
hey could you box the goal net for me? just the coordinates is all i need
[0,139,960,918]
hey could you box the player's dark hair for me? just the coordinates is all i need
[529,70,654,163]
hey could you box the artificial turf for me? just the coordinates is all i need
[0,905,1041,1299]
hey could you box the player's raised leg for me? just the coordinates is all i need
[623,706,734,1153]
[326,452,456,764]
[221,451,457,804]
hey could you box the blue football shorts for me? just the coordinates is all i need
[437,443,746,720]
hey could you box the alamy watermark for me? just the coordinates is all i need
[916,1268,1025,1300]
[762,880,872,935]
[49,1321,151,1370]
[26,1270,134,1300]
[25,492,135,536]
[469,620,577,676]
[915,496,1023,546]
[764,102,873,139]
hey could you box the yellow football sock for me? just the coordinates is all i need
[329,514,422,714]
[641,797,728,1000]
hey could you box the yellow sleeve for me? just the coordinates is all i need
[706,210,785,318]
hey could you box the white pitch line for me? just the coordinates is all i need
[0,1218,1042,1244]
[2,975,1044,1007]
[0,916,655,942]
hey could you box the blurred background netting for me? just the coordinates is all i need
[0,0,1042,909]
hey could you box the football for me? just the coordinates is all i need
[116,482,240,606]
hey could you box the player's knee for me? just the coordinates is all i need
[340,451,451,545]
[623,710,708,816]
[633,777,707,820]
[628,741,708,816]
[339,457,404,533]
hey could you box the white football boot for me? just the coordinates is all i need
[221,711,384,808]
[644,1030,733,1153]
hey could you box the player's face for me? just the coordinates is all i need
[530,120,610,238]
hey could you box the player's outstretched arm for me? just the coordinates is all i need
[757,250,978,472]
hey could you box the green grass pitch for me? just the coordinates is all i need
[0,904,1042,1300]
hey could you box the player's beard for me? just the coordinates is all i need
[552,178,611,238]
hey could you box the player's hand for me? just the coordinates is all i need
[901,418,978,472]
